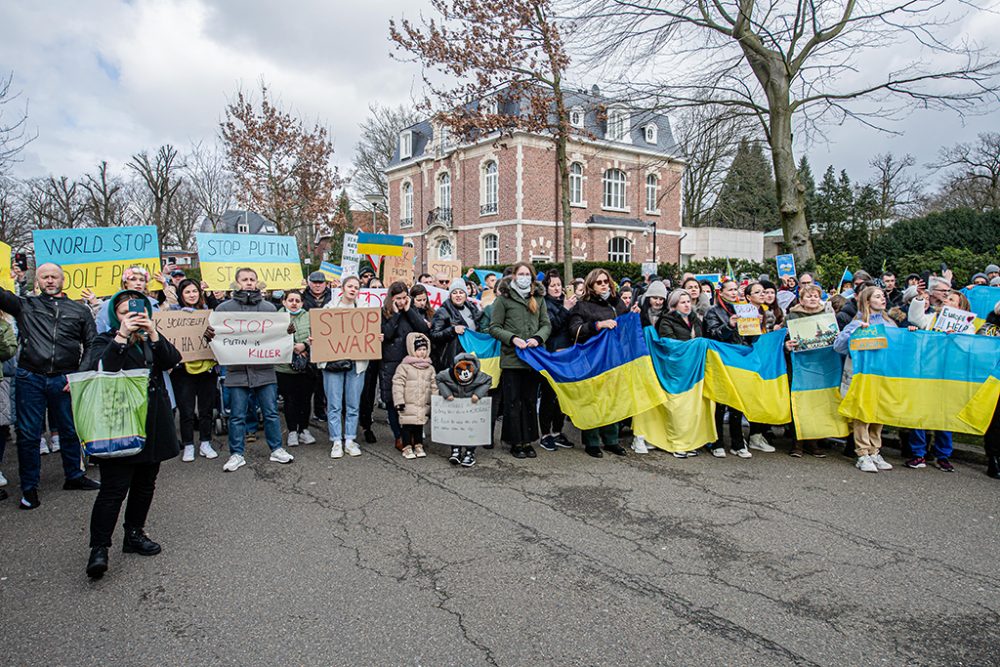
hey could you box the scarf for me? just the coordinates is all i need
[512,282,531,299]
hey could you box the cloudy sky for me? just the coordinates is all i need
[2,0,996,190]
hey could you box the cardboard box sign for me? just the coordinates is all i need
[309,308,382,362]
[152,310,214,362]
[428,259,462,282]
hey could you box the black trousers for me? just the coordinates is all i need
[985,403,1000,458]
[538,379,565,434]
[359,360,381,430]
[312,372,326,420]
[713,404,746,451]
[500,368,540,446]
[401,424,424,447]
[277,372,314,433]
[172,366,216,445]
[90,461,160,548]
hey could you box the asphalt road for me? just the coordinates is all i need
[2,419,998,667]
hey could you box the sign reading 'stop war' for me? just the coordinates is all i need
[32,226,163,299]
[197,232,302,290]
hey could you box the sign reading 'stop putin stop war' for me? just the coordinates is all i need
[197,232,303,290]
[32,226,163,299]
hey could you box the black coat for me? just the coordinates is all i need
[657,310,703,341]
[303,287,332,311]
[382,307,430,365]
[568,294,628,345]
[81,333,182,464]
[703,301,747,345]
[429,299,482,371]
[544,293,572,351]
[836,298,858,330]
[0,287,97,375]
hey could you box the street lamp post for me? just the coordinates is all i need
[363,193,387,234]
[648,219,657,264]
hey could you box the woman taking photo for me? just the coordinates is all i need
[489,262,551,459]
[430,279,483,372]
[82,290,182,579]
[538,270,575,451]
[784,285,830,458]
[382,281,431,451]
[320,276,369,458]
[568,269,628,458]
[276,290,315,448]
[169,279,219,462]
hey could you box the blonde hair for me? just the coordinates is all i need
[856,286,886,322]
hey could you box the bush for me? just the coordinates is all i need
[682,256,772,281]
[813,251,860,289]
[863,208,1000,271]
[894,247,996,285]
[468,261,681,285]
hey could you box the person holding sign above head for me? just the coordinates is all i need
[276,290,315,449]
[0,263,100,510]
[380,282,431,451]
[392,333,438,460]
[205,268,295,472]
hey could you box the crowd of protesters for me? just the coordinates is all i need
[1,256,999,581]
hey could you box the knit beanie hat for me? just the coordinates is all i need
[985,264,1000,274]
[642,280,668,302]
[971,272,989,284]
[448,278,468,295]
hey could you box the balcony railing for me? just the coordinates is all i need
[427,207,453,227]
[399,217,413,228]
[480,202,498,215]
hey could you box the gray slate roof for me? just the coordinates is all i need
[199,210,279,235]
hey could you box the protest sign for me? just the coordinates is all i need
[382,245,415,285]
[0,241,13,292]
[787,313,839,351]
[319,261,342,282]
[32,226,163,299]
[425,285,450,309]
[197,232,302,291]
[693,273,722,286]
[152,310,213,362]
[479,289,496,307]
[431,395,492,446]
[849,323,888,351]
[428,259,462,282]
[309,307,382,362]
[934,306,978,335]
[734,303,762,336]
[341,233,361,277]
[332,288,387,308]
[776,254,796,280]
[640,262,657,278]
[208,311,292,365]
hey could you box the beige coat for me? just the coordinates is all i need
[391,332,438,425]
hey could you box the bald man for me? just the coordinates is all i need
[0,263,99,509]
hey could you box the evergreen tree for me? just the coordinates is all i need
[711,138,779,230]
[797,155,817,226]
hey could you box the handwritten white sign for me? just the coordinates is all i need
[431,395,492,446]
[332,288,388,309]
[208,312,293,365]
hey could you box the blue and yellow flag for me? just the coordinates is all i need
[703,330,791,425]
[517,312,666,430]
[962,285,1000,320]
[458,330,501,389]
[790,347,850,440]
[840,328,1000,434]
[357,232,404,257]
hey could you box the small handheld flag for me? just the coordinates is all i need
[357,233,404,257]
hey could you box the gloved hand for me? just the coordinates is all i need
[395,404,405,412]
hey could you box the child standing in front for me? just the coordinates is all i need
[391,333,437,460]
[435,352,493,467]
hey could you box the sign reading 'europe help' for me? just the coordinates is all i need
[197,232,302,290]
[32,226,163,299]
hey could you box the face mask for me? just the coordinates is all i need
[273,290,285,299]
[515,276,531,289]
[287,308,302,315]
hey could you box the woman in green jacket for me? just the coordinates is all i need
[488,262,551,458]
[276,290,314,448]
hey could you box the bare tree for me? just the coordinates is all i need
[0,179,33,249]
[163,183,203,249]
[184,140,234,231]
[930,132,1000,211]
[80,161,127,226]
[352,103,422,201]
[573,0,1000,263]
[23,176,86,228]
[0,72,35,176]
[866,152,921,223]
[128,145,184,242]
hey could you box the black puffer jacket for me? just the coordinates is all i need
[657,310,703,341]
[544,293,572,351]
[0,287,96,375]
[382,306,430,365]
[430,298,483,372]
[703,300,747,345]
[303,287,332,311]
[568,293,628,345]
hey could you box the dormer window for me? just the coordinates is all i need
[569,106,584,128]
[606,107,630,142]
[437,123,454,152]
[644,123,657,144]
[481,97,498,115]
[399,130,413,159]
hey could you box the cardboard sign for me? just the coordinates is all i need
[849,324,888,351]
[341,233,360,277]
[428,259,462,282]
[734,303,762,336]
[331,288,387,309]
[775,254,796,280]
[787,313,838,351]
[479,289,496,307]
[641,262,657,278]
[197,232,302,291]
[431,395,492,446]
[153,310,213,362]
[32,226,163,299]
[934,306,978,335]
[0,241,14,293]
[309,307,382,362]
[208,311,292,365]
[383,246,415,286]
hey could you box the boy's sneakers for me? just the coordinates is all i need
[223,454,246,472]
[344,440,361,457]
[632,436,648,454]
[553,433,574,449]
[269,447,294,464]
[905,456,926,469]
[710,447,726,458]
[449,447,462,465]
[856,455,878,473]
[50,435,60,452]
[199,442,219,459]
[413,444,426,458]
[298,430,316,445]
[733,448,752,459]
[330,441,344,459]
[287,431,299,447]
[19,489,40,509]
[401,445,416,460]
[872,453,893,470]
[182,445,196,462]
[39,437,49,455]
[539,435,557,452]
[460,450,476,467]
[747,434,775,452]
[937,458,955,472]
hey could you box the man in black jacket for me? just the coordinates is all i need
[0,263,100,509]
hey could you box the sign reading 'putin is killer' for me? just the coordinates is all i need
[32,226,163,299]
[197,232,303,291]
[309,307,382,362]
[208,311,293,365]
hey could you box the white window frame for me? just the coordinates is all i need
[569,106,584,128]
[401,181,413,227]
[602,169,627,211]
[645,173,659,214]
[481,160,498,215]
[438,172,451,211]
[399,130,413,159]
[608,236,632,263]
[644,123,657,144]
[437,237,454,260]
[482,233,499,265]
[237,222,250,234]
[569,162,585,206]
[606,107,631,142]
[481,97,498,115]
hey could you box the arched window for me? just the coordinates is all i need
[644,124,658,144]
[606,107,630,142]
[482,161,498,215]
[570,106,584,128]
[482,233,499,265]
[608,237,632,263]
[602,169,626,210]
[569,162,584,205]
[401,182,413,227]
[437,238,453,260]
[645,174,658,213]
[438,172,452,223]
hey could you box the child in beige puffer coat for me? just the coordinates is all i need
[391,332,438,459]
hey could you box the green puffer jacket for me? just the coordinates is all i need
[0,318,16,379]
[275,308,311,374]
[488,280,551,370]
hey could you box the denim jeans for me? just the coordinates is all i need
[909,430,953,460]
[15,368,85,491]
[323,368,365,442]
[227,383,282,455]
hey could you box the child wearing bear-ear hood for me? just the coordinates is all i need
[435,352,492,467]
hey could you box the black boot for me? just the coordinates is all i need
[87,547,109,579]
[122,527,161,556]
[988,456,1000,479]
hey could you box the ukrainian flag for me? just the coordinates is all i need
[517,312,666,430]
[790,347,850,440]
[840,328,1000,434]
[357,233,404,257]
[963,285,1000,320]
[319,261,343,281]
[703,330,791,425]
[458,330,501,389]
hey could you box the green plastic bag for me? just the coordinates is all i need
[67,368,149,458]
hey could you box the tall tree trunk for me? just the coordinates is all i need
[769,101,814,263]
[551,78,573,282]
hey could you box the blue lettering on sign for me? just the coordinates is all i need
[33,226,160,264]
[196,232,300,264]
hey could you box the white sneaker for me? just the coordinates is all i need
[748,434,775,453]
[298,430,316,445]
[872,453,893,471]
[287,431,299,447]
[711,447,727,458]
[856,455,878,473]
[672,451,688,458]
[39,437,49,455]
[199,442,218,459]
[734,447,753,459]
[182,444,195,462]
[269,447,294,464]
[223,454,246,472]
[50,435,60,452]
[344,440,361,457]
[330,441,344,459]
[632,436,648,454]
[0,470,7,486]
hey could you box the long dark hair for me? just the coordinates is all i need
[383,281,409,320]
[176,278,205,309]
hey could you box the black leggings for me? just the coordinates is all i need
[500,368,540,446]
[172,366,216,445]
[277,372,314,433]
[401,424,424,447]
[90,461,160,548]
[986,403,1000,458]
[538,378,565,435]
[359,361,381,430]
[713,404,745,451]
